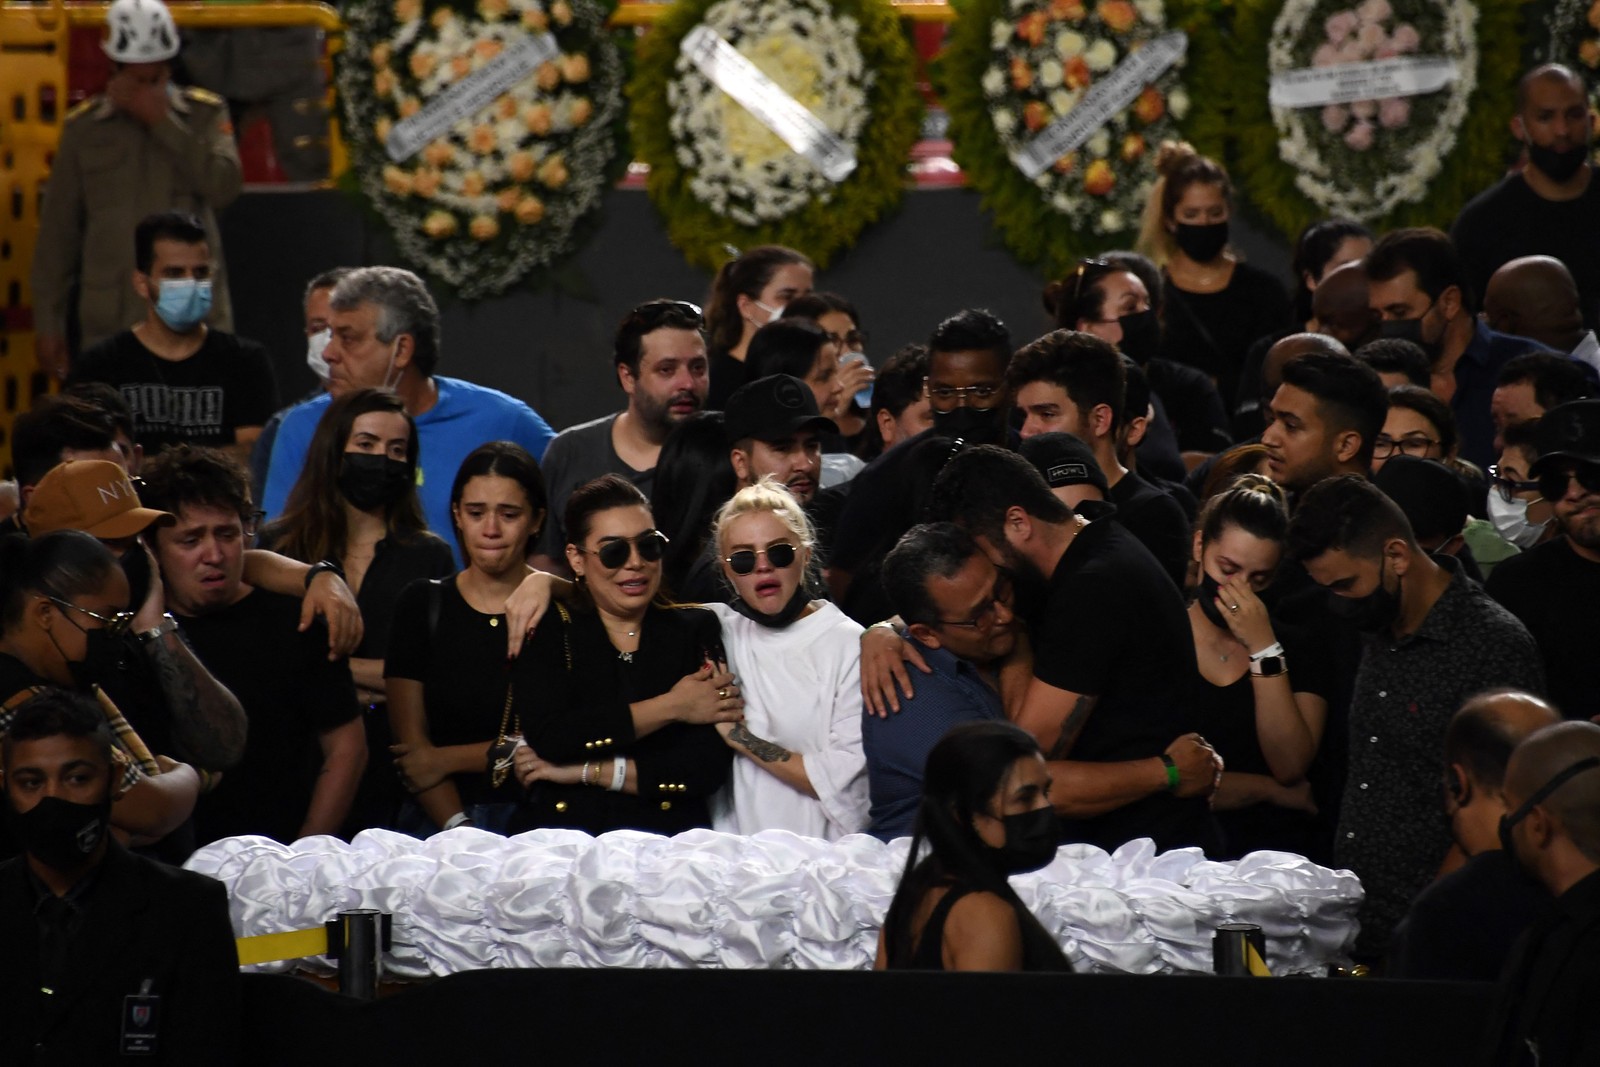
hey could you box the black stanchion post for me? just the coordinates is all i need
[1213,922,1268,976]
[334,909,385,999]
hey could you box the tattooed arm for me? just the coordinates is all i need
[716,721,817,799]
[141,626,248,771]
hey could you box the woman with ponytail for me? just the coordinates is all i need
[1184,474,1330,858]
[704,245,814,409]
[876,720,1070,971]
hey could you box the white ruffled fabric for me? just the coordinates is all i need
[188,829,1362,978]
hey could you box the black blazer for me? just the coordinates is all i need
[0,841,241,1065]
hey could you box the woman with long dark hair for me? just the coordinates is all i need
[651,411,736,603]
[260,388,453,830]
[877,721,1070,971]
[705,245,813,409]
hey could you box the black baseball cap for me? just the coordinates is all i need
[1372,456,1467,544]
[1531,399,1600,475]
[1017,432,1109,494]
[724,374,838,444]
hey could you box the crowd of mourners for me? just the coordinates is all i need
[8,33,1600,1062]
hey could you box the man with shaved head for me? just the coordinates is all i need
[1309,261,1379,351]
[1487,720,1600,1064]
[1483,256,1590,357]
[1389,690,1560,980]
[1453,64,1600,334]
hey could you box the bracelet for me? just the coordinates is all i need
[305,559,345,590]
[1248,641,1285,662]
[1160,754,1180,792]
[608,756,626,792]
[136,613,179,645]
[442,811,473,831]
[868,620,902,637]
[580,761,590,787]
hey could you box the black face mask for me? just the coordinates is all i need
[6,793,112,872]
[337,453,413,512]
[1377,308,1442,364]
[1173,221,1229,263]
[1116,309,1162,366]
[1527,141,1588,184]
[1196,571,1229,630]
[728,584,812,629]
[1499,756,1600,878]
[47,620,122,690]
[930,405,1007,446]
[118,546,152,614]
[987,806,1060,875]
[1326,570,1402,634]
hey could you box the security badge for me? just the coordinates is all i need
[121,979,160,1055]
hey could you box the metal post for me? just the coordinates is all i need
[335,909,384,1000]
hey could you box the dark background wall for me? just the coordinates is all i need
[222,185,1292,431]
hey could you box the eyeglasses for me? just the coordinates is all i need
[724,542,799,575]
[44,596,136,638]
[1487,464,1541,504]
[1371,434,1439,460]
[1068,258,1113,314]
[243,509,266,538]
[924,379,1004,410]
[1537,461,1600,504]
[934,574,1013,630]
[824,329,868,350]
[627,300,703,331]
[581,530,669,570]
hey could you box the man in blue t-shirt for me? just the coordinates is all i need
[863,522,1012,840]
[261,267,554,558]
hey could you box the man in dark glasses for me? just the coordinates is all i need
[1488,399,1600,724]
[1485,719,1600,1064]
[532,300,708,575]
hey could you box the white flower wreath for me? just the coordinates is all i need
[339,0,623,298]
[1266,0,1478,220]
[665,0,874,228]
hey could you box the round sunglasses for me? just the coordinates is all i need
[724,543,799,575]
[581,530,669,570]
[1537,462,1600,505]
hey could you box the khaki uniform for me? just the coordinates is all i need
[31,83,242,352]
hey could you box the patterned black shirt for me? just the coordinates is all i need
[1334,559,1544,958]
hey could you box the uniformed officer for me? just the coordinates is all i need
[31,0,241,380]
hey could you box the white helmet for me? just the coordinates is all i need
[103,0,180,63]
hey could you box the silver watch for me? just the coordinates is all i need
[136,613,179,644]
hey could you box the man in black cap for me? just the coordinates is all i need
[725,373,838,509]
[1488,399,1600,721]
[1372,455,1483,582]
[1017,431,1112,516]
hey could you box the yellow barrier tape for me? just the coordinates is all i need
[236,926,329,967]
[1246,942,1271,978]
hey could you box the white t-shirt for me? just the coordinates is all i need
[705,601,868,840]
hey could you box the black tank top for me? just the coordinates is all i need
[908,883,1073,972]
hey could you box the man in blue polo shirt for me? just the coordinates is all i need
[863,522,1013,840]
[261,266,554,558]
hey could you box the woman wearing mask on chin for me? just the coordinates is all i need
[260,388,453,832]
[507,475,740,835]
[0,532,200,851]
[1137,141,1292,407]
[701,480,868,839]
[876,721,1069,971]
[1184,476,1330,859]
[705,245,815,410]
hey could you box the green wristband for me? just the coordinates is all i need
[1160,754,1180,792]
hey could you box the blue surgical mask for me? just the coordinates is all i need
[154,278,213,332]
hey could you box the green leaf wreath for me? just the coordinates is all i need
[1229,0,1526,241]
[337,0,626,299]
[628,0,922,270]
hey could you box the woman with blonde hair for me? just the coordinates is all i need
[703,478,868,839]
[1137,141,1291,405]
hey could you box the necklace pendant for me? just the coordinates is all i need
[618,650,633,663]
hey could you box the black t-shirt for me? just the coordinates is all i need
[70,328,279,451]
[1486,538,1600,721]
[1452,173,1600,331]
[708,350,754,411]
[1028,519,1214,852]
[1160,263,1292,405]
[1388,848,1553,982]
[1145,358,1234,453]
[178,589,359,844]
[1106,471,1190,591]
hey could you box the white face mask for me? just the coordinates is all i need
[751,299,781,326]
[306,329,331,381]
[1488,491,1550,549]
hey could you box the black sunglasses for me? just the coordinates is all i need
[584,530,669,570]
[724,542,799,575]
[1537,461,1600,505]
[1069,258,1113,313]
[628,299,703,331]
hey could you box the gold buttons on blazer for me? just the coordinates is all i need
[659,801,672,811]
[554,801,568,813]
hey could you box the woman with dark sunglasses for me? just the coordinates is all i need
[506,474,740,835]
[698,479,867,839]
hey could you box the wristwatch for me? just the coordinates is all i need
[1249,654,1288,678]
[305,559,346,589]
[136,613,179,644]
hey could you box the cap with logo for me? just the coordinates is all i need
[1531,399,1600,476]
[23,460,174,539]
[1372,456,1468,545]
[724,374,839,445]
[1017,432,1109,494]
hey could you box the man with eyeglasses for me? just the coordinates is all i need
[1488,400,1600,724]
[140,446,365,845]
[531,300,709,573]
[1485,719,1600,1063]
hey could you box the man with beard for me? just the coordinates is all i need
[1488,400,1600,722]
[1286,475,1542,960]
[533,300,709,570]
[725,374,835,508]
